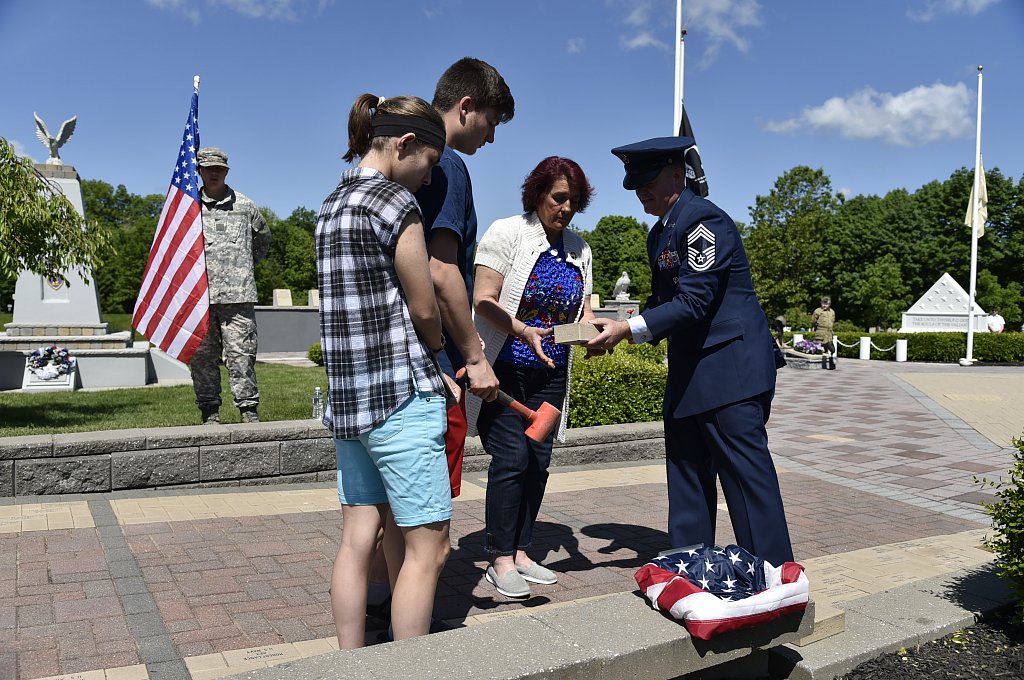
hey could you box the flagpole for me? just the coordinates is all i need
[673,0,684,133]
[960,65,983,367]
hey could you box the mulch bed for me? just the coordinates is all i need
[840,607,1024,679]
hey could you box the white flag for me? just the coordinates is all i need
[964,160,988,238]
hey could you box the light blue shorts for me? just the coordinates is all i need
[335,391,452,527]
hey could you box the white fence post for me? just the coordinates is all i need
[859,336,872,360]
[896,338,908,362]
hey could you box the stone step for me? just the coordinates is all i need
[3,322,110,336]
[0,331,131,351]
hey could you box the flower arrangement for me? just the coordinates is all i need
[793,339,824,355]
[27,345,76,381]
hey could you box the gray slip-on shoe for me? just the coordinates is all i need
[485,566,530,598]
[517,562,558,585]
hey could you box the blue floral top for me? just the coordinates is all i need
[497,236,584,368]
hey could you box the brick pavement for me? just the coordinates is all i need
[1,360,1020,680]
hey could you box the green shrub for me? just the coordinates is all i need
[308,342,323,366]
[784,307,814,331]
[568,345,666,428]
[978,436,1024,622]
[975,332,1024,362]
[616,339,668,365]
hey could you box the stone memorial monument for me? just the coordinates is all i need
[0,114,190,389]
[899,272,988,333]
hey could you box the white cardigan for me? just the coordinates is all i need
[467,212,593,442]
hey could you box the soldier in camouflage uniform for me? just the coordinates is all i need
[811,296,836,370]
[192,147,273,423]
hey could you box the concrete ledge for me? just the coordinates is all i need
[224,593,814,680]
[0,420,665,497]
[770,562,1014,680]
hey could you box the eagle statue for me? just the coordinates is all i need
[613,271,632,300]
[34,112,77,165]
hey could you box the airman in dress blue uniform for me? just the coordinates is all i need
[589,137,794,566]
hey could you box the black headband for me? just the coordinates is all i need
[370,114,446,152]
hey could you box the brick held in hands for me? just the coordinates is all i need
[554,323,599,345]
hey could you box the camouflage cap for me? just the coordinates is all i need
[197,147,229,168]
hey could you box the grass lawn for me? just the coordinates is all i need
[0,363,328,437]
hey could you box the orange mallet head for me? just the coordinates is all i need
[496,391,561,443]
[454,368,561,442]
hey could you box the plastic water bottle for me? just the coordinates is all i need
[311,386,324,420]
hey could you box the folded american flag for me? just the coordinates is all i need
[634,544,809,640]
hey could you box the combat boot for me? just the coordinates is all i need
[829,356,836,370]
[240,408,260,424]
[200,407,220,425]
[821,355,828,370]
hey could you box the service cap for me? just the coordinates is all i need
[611,136,695,190]
[197,147,229,168]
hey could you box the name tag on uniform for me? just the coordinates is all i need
[657,248,680,270]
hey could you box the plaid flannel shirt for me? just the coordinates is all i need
[315,168,444,439]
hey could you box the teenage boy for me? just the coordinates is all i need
[416,57,515,497]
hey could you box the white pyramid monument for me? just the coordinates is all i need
[899,272,988,333]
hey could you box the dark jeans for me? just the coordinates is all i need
[478,361,566,556]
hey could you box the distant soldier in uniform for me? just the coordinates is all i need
[192,147,273,424]
[588,136,794,567]
[811,296,836,370]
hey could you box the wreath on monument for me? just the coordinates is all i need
[27,345,76,380]
[793,339,824,355]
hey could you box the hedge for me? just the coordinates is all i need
[568,343,667,428]
[831,331,1024,362]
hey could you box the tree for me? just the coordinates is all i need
[83,180,165,313]
[745,167,842,318]
[254,208,316,305]
[977,268,1023,324]
[580,215,650,303]
[0,137,111,281]
[845,254,911,330]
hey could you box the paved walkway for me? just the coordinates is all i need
[1,360,1020,680]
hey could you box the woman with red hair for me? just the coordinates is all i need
[470,156,597,598]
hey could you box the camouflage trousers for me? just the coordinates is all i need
[189,303,259,410]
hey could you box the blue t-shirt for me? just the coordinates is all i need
[415,147,477,377]
[497,237,584,369]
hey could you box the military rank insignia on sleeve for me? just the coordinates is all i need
[687,224,715,272]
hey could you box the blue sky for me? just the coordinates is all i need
[2,0,1022,235]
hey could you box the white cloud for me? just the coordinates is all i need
[625,4,650,26]
[621,31,668,51]
[144,0,200,23]
[146,0,334,22]
[567,38,585,54]
[9,139,34,162]
[908,0,1001,22]
[764,82,973,147]
[686,0,762,66]
[611,0,763,66]
[211,0,302,21]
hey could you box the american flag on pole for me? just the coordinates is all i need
[634,544,809,640]
[132,81,209,363]
[678,103,709,198]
